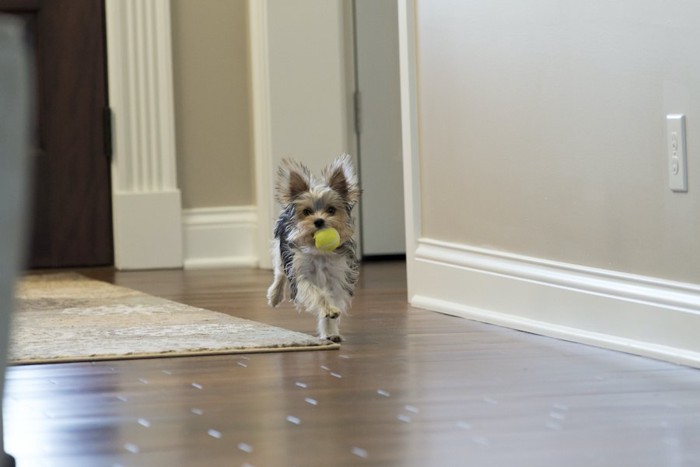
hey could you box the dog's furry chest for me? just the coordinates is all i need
[293,251,351,293]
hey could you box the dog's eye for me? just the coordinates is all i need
[326,207,337,215]
[302,209,313,217]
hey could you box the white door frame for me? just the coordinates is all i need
[248,0,276,269]
[105,0,183,270]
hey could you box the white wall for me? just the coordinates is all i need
[400,0,700,367]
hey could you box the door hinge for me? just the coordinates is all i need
[354,90,362,135]
[103,106,113,161]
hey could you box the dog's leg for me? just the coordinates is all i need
[266,239,286,307]
[267,274,285,307]
[295,278,344,341]
[318,315,342,343]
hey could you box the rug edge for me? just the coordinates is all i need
[8,342,340,366]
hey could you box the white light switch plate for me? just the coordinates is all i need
[667,114,688,192]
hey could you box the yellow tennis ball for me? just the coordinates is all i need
[314,227,340,252]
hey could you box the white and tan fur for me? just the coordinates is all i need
[267,154,361,342]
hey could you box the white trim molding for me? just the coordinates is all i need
[412,239,700,368]
[248,0,275,270]
[398,0,700,368]
[398,0,421,293]
[105,0,183,269]
[182,206,258,269]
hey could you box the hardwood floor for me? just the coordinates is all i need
[5,261,700,466]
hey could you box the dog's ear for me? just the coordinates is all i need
[322,154,360,206]
[276,159,314,204]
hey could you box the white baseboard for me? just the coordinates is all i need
[411,238,700,368]
[112,191,184,270]
[182,206,258,269]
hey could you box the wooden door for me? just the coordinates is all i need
[0,0,113,268]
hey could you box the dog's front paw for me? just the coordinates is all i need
[325,306,341,319]
[318,313,341,342]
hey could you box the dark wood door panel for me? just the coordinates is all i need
[0,0,113,268]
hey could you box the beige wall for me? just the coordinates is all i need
[171,0,253,208]
[415,0,700,284]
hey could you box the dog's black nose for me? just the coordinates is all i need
[314,218,325,228]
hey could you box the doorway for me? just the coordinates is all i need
[354,0,405,258]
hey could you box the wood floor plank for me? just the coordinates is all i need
[5,261,700,466]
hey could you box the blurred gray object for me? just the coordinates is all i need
[0,13,32,467]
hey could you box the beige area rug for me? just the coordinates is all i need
[9,273,338,365]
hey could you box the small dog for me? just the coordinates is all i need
[267,154,361,342]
